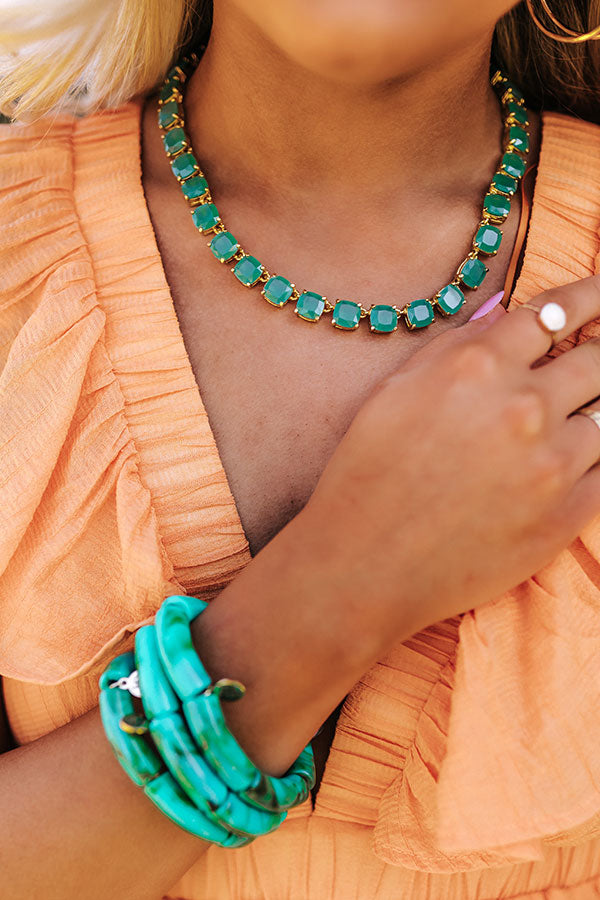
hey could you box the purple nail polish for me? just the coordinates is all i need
[468,290,505,321]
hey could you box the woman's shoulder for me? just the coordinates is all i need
[0,102,142,257]
[0,99,174,689]
[538,109,600,193]
[0,101,143,331]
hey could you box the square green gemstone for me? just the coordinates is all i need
[262,275,294,307]
[492,172,518,196]
[484,192,511,220]
[295,291,325,322]
[233,255,264,287]
[458,257,488,289]
[192,203,220,232]
[436,284,465,316]
[159,79,181,103]
[182,175,209,203]
[163,127,187,156]
[507,125,529,154]
[405,299,434,329]
[158,101,180,129]
[332,300,361,330]
[369,304,398,333]
[171,152,198,181]
[506,101,529,126]
[474,224,502,255]
[210,231,239,262]
[501,151,526,180]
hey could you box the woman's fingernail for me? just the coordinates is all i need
[468,290,505,321]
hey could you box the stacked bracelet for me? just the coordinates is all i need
[98,594,316,847]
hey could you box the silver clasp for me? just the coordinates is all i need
[109,669,142,698]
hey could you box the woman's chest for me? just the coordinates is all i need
[160,254,499,559]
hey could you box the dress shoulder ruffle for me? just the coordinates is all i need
[371,111,600,868]
[0,102,250,687]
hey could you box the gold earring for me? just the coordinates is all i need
[526,0,600,42]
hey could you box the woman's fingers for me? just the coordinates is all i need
[401,303,507,372]
[563,405,600,478]
[536,337,600,419]
[489,274,600,363]
[558,453,600,538]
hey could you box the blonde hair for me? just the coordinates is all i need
[0,0,210,122]
[0,0,599,123]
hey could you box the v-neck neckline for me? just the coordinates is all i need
[79,96,582,820]
[127,95,548,555]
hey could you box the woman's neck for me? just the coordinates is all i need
[185,5,505,205]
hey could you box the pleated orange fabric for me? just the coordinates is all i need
[2,100,600,899]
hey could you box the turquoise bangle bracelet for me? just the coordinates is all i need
[135,624,286,837]
[99,652,250,847]
[99,652,164,787]
[155,594,316,811]
[154,595,212,699]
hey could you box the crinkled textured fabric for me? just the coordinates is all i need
[2,101,600,898]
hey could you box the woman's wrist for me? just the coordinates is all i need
[188,508,400,777]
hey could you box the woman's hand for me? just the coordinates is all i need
[300,275,600,639]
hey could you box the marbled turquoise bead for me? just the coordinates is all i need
[148,709,284,838]
[183,691,263,793]
[143,771,250,846]
[155,595,211,700]
[98,652,163,787]
[135,625,181,719]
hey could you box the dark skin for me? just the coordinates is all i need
[140,0,539,802]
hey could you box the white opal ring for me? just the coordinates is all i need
[521,300,567,345]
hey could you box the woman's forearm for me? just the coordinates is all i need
[191,505,408,777]
[0,703,210,900]
[0,509,405,900]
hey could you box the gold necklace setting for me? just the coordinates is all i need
[157,56,531,335]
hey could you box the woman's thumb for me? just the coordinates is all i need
[467,290,506,323]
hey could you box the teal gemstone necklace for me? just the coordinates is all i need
[157,54,531,334]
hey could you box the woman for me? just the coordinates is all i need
[2,0,600,897]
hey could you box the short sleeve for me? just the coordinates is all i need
[0,115,180,686]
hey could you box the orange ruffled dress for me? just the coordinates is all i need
[2,99,600,900]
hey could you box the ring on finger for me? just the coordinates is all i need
[573,406,600,431]
[521,300,567,347]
